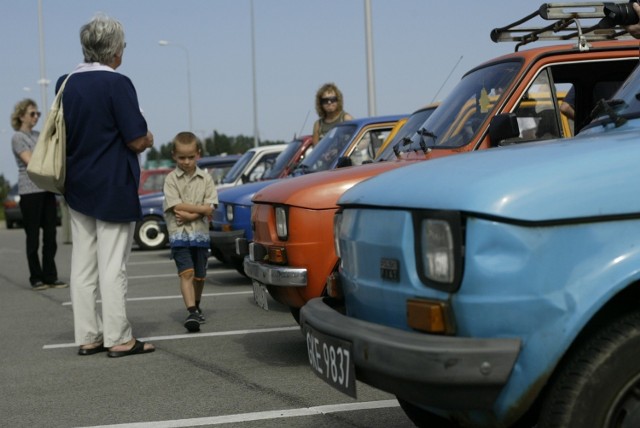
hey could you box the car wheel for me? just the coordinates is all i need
[537,311,640,428]
[210,245,226,263]
[397,398,457,427]
[5,220,14,229]
[134,216,168,250]
[290,307,301,325]
[232,257,247,278]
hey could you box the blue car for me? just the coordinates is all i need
[134,154,240,250]
[211,115,407,275]
[300,54,640,428]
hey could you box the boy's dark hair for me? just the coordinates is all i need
[172,131,202,153]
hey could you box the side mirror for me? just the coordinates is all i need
[489,113,520,146]
[336,156,352,168]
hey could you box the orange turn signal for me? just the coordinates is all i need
[268,246,287,265]
[406,299,455,335]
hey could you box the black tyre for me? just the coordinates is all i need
[397,398,457,427]
[538,311,640,428]
[232,257,247,277]
[5,220,15,229]
[134,216,168,250]
[290,307,301,324]
[210,246,226,263]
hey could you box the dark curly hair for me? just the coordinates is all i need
[315,82,345,118]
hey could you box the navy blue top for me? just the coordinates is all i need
[56,71,148,222]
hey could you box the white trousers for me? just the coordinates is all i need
[69,208,134,348]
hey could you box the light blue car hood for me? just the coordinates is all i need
[338,122,640,222]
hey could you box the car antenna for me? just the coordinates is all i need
[298,110,311,137]
[431,55,463,103]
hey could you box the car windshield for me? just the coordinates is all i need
[295,124,357,174]
[377,107,437,160]
[262,139,303,180]
[582,64,640,130]
[402,60,521,151]
[221,151,255,184]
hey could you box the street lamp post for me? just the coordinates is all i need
[159,40,193,131]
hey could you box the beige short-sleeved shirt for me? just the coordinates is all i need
[163,166,218,247]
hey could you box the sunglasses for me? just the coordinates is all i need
[321,96,338,105]
[29,111,42,118]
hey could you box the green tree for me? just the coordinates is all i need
[150,131,288,165]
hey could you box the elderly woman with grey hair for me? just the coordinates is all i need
[56,13,155,358]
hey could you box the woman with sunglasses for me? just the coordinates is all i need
[10,99,67,291]
[312,82,353,145]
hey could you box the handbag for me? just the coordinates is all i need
[26,74,72,194]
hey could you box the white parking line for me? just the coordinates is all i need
[60,291,253,306]
[76,399,400,427]
[42,326,300,350]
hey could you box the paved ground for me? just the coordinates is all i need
[0,225,415,428]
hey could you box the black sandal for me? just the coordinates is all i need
[78,344,106,356]
[107,340,155,358]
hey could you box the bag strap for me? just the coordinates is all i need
[51,73,73,109]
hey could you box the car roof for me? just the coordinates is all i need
[338,114,408,127]
[198,154,242,165]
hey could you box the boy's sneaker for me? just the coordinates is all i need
[196,309,206,324]
[184,312,201,332]
[31,282,48,291]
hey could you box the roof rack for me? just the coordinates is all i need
[491,2,635,51]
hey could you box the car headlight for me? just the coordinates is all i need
[416,211,463,292]
[226,204,234,222]
[275,206,288,240]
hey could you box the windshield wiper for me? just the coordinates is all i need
[292,163,311,175]
[416,128,436,155]
[392,136,413,158]
[589,98,627,128]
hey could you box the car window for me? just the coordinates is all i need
[348,129,390,166]
[263,140,303,180]
[297,124,358,173]
[377,107,437,161]
[509,69,562,143]
[222,151,255,184]
[246,152,280,182]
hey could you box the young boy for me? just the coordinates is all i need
[163,132,218,332]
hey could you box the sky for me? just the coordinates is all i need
[1,0,554,183]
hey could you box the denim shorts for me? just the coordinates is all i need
[171,247,209,279]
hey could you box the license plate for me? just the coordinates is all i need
[252,280,269,311]
[304,324,356,397]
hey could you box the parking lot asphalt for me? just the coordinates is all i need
[0,225,414,428]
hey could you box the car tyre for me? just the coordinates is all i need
[537,311,640,428]
[134,216,168,250]
[232,257,247,278]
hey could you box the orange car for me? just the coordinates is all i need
[245,39,640,321]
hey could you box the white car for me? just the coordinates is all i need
[217,144,287,190]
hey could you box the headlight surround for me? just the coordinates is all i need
[415,211,463,292]
[275,206,288,240]
[333,211,343,259]
[226,204,234,222]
